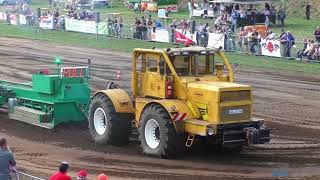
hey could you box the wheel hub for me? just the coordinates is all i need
[94,108,107,135]
[145,119,160,149]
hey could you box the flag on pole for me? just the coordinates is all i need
[174,30,194,46]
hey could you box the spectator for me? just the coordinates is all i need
[314,44,320,62]
[253,29,261,54]
[230,9,237,32]
[250,8,257,25]
[264,7,270,27]
[147,16,153,40]
[98,173,108,180]
[77,170,87,180]
[239,6,246,27]
[304,40,317,60]
[202,23,209,46]
[141,16,147,40]
[265,3,270,11]
[118,18,124,38]
[270,6,276,25]
[134,17,142,39]
[196,23,203,45]
[300,40,312,58]
[0,138,16,180]
[246,28,255,54]
[297,39,308,60]
[306,3,311,20]
[238,27,246,53]
[278,29,287,57]
[49,162,72,180]
[266,30,276,40]
[170,20,177,42]
[59,15,65,30]
[278,8,286,27]
[314,26,320,43]
[285,31,295,57]
[180,19,188,35]
[227,27,236,50]
[214,15,223,26]
[203,2,209,19]
[112,17,118,36]
[107,17,113,35]
[155,20,163,28]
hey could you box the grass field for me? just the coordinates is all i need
[0,0,319,73]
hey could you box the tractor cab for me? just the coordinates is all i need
[132,47,234,100]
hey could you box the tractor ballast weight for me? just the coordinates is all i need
[0,59,91,129]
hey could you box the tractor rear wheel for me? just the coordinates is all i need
[89,93,131,146]
[139,104,187,158]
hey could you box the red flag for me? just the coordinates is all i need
[174,30,194,46]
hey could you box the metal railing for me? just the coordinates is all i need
[10,171,46,180]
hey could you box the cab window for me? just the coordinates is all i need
[147,56,158,72]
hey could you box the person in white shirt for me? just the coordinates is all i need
[214,15,223,26]
[266,30,276,40]
[264,8,270,27]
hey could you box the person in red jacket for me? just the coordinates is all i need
[49,162,72,180]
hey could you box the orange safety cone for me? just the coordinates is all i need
[115,67,121,80]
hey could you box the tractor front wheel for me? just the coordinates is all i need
[139,104,187,158]
[88,93,131,146]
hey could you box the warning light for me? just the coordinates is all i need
[55,57,61,65]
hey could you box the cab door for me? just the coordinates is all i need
[140,53,166,98]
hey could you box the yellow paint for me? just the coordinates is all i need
[94,89,135,113]
[113,47,254,137]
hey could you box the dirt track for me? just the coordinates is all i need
[0,37,320,180]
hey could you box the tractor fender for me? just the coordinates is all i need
[137,99,194,133]
[92,89,135,114]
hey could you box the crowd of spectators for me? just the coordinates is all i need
[107,16,124,38]
[188,1,286,28]
[1,0,319,62]
[49,162,109,180]
[296,26,320,61]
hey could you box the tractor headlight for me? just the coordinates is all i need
[207,127,214,136]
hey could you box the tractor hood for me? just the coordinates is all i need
[187,81,252,103]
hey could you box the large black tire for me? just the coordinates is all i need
[139,104,187,158]
[88,93,131,146]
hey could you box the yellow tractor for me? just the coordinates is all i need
[88,47,270,158]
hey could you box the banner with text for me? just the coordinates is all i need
[39,16,54,29]
[65,18,108,35]
[208,33,225,50]
[151,29,169,43]
[260,39,281,57]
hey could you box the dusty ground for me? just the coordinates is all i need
[0,37,320,180]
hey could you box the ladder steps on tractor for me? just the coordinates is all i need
[9,106,54,129]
